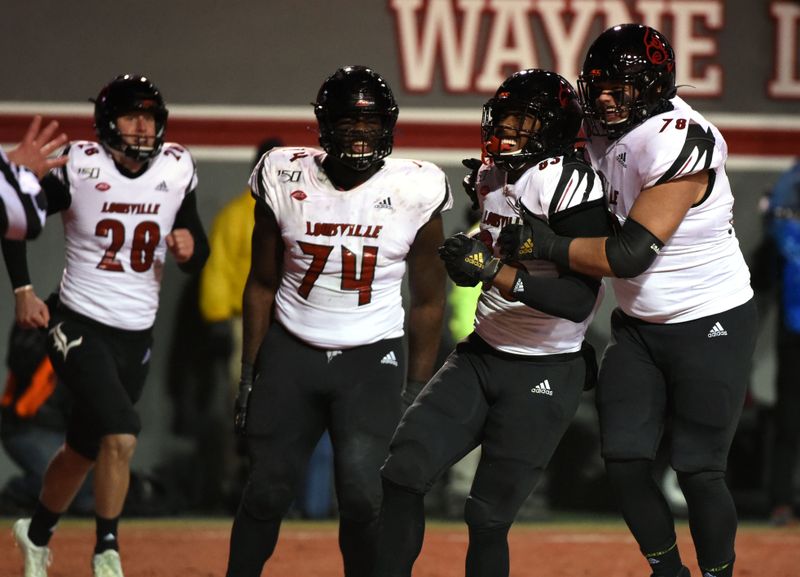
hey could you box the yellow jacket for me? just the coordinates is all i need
[199,189,255,322]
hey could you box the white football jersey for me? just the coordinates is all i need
[584,96,753,323]
[250,147,452,349]
[55,141,198,330]
[473,156,605,355]
[0,149,46,240]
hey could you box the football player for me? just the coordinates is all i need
[371,69,612,577]
[5,74,209,577]
[225,65,451,577]
[1,116,68,240]
[507,24,757,577]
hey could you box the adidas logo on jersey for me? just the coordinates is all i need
[707,322,728,338]
[156,181,169,192]
[374,197,393,210]
[381,351,399,367]
[616,152,627,167]
[465,253,484,268]
[531,379,553,396]
[518,238,534,256]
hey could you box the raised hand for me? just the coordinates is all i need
[7,116,68,179]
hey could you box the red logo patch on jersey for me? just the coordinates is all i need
[479,185,490,197]
[291,190,307,201]
[95,182,111,192]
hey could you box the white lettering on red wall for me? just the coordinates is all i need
[390,0,797,100]
[769,1,800,98]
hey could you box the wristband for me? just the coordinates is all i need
[13,284,33,295]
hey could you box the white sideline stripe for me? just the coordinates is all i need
[0,102,799,129]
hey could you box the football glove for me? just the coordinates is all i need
[461,158,482,211]
[438,233,502,287]
[499,212,571,267]
[234,362,254,437]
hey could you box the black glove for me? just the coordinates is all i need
[401,379,426,412]
[499,212,571,267]
[234,362,254,437]
[438,233,502,287]
[461,158,483,211]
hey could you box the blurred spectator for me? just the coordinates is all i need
[752,159,800,526]
[197,137,334,517]
[0,323,93,515]
[199,137,284,385]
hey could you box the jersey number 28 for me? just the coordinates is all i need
[95,219,160,273]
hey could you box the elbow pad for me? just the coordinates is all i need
[605,217,664,279]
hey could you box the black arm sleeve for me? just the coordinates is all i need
[40,174,71,215]
[1,238,31,289]
[605,216,664,279]
[509,268,600,323]
[549,197,615,238]
[509,197,608,321]
[172,190,209,274]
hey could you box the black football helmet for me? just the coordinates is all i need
[93,74,168,161]
[481,69,583,171]
[577,24,677,139]
[313,65,398,171]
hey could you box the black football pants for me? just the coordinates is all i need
[226,322,405,577]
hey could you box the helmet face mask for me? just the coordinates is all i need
[481,104,544,171]
[481,69,583,172]
[578,24,676,140]
[93,74,168,162]
[314,66,398,171]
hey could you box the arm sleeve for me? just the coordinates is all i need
[510,197,609,321]
[1,238,31,288]
[173,190,210,273]
[510,268,600,323]
[549,197,615,238]
[40,174,71,215]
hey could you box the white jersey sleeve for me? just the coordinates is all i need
[0,149,46,240]
[57,141,197,330]
[473,157,604,355]
[250,148,451,349]
[585,96,753,323]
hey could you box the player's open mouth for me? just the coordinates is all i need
[345,141,374,157]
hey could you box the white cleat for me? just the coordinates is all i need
[12,518,52,577]
[92,549,125,577]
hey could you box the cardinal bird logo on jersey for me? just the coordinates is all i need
[49,322,84,360]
